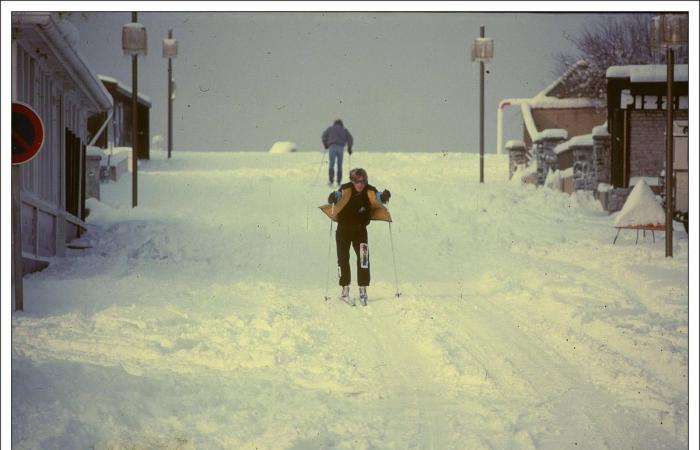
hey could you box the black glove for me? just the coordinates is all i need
[380,189,391,203]
[348,147,353,155]
[328,192,338,204]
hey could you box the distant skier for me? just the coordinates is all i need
[320,168,391,305]
[321,119,354,187]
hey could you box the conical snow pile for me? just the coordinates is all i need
[613,179,665,227]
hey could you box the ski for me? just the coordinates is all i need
[339,295,356,306]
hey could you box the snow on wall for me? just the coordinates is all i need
[505,140,526,149]
[554,134,594,155]
[592,123,609,137]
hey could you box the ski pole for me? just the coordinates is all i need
[323,204,335,301]
[388,220,402,299]
[312,150,326,186]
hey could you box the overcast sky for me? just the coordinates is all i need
[66,10,645,153]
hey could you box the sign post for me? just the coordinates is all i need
[12,102,45,311]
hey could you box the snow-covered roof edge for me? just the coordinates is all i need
[98,74,152,106]
[529,96,605,110]
[533,60,588,99]
[521,102,568,143]
[12,12,113,112]
[606,64,689,82]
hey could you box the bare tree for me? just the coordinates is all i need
[554,13,689,99]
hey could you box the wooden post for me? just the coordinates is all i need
[168,29,173,159]
[132,11,139,208]
[479,25,485,184]
[665,47,674,257]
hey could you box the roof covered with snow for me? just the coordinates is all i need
[529,96,605,110]
[98,74,152,106]
[12,12,113,112]
[606,64,689,83]
[521,102,569,143]
[533,60,602,101]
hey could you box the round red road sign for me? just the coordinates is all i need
[12,102,45,165]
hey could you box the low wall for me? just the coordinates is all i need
[100,151,130,182]
[534,137,566,185]
[507,144,529,180]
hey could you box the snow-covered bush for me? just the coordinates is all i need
[152,135,164,151]
[268,141,297,153]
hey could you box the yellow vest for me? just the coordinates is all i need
[319,186,392,222]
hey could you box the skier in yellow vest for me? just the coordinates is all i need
[320,168,391,305]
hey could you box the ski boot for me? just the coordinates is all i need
[359,286,368,306]
[340,286,354,306]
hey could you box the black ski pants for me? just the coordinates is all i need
[336,223,370,286]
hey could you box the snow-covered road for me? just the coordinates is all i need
[12,150,689,449]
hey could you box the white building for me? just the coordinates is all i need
[12,12,113,272]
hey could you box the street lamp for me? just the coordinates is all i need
[122,12,147,207]
[163,30,177,159]
[472,26,494,184]
[650,13,688,258]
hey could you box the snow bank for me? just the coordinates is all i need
[11,151,689,449]
[268,141,298,153]
[544,169,561,190]
[613,179,665,226]
[509,162,537,185]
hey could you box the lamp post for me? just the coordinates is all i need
[122,12,147,207]
[472,26,494,184]
[163,30,178,159]
[650,14,688,258]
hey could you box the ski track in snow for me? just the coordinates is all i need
[12,151,688,449]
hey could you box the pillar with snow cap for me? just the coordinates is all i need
[505,140,528,180]
[496,99,527,157]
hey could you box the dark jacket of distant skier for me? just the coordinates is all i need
[320,168,391,287]
[322,120,354,151]
[322,119,354,185]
